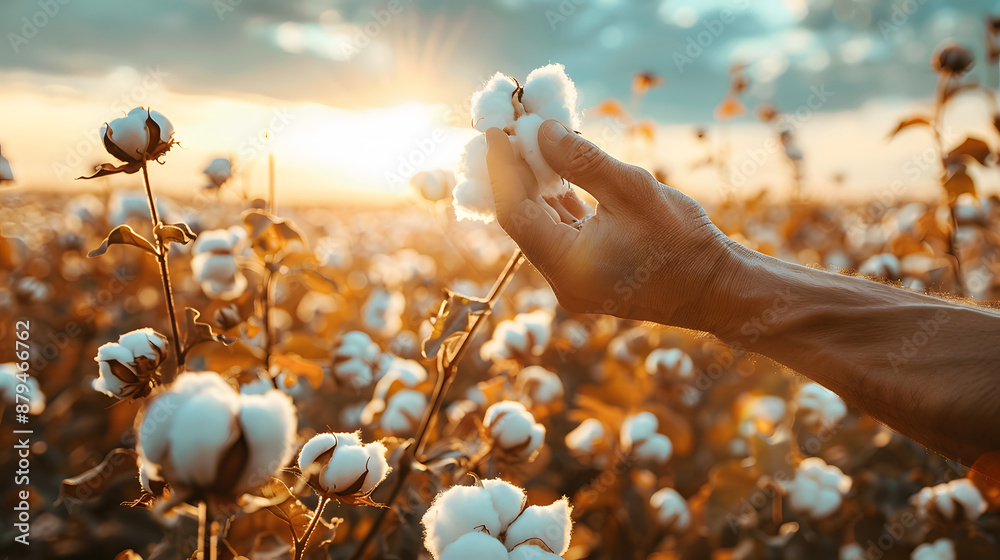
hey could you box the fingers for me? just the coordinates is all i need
[486,127,577,270]
[537,119,649,205]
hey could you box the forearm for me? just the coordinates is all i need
[710,249,1000,463]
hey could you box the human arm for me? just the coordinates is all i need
[484,121,1000,464]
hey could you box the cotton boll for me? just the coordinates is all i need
[645,348,695,381]
[203,158,232,188]
[521,64,581,130]
[101,110,149,161]
[362,288,406,337]
[911,539,956,560]
[650,488,691,531]
[482,478,526,528]
[783,457,851,519]
[412,169,456,202]
[796,383,847,429]
[422,484,503,558]
[514,366,564,405]
[321,444,371,494]
[480,320,529,362]
[94,329,168,399]
[513,113,567,198]
[0,151,12,182]
[118,328,168,363]
[503,498,573,554]
[380,389,427,435]
[471,73,519,133]
[621,411,659,448]
[484,401,545,458]
[508,544,564,560]
[439,531,509,560]
[452,178,495,223]
[235,391,297,491]
[332,331,381,390]
[840,543,865,560]
[621,412,672,463]
[0,363,45,414]
[913,478,986,522]
[566,418,606,455]
[859,253,902,279]
[634,434,673,463]
[299,433,339,470]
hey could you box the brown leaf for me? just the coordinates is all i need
[295,267,339,294]
[421,290,490,361]
[154,222,198,246]
[888,116,931,138]
[77,161,143,179]
[88,225,158,258]
[242,210,307,260]
[946,136,991,166]
[182,307,235,360]
[943,166,977,201]
[272,353,324,389]
[59,448,138,504]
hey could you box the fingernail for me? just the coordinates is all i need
[541,120,570,143]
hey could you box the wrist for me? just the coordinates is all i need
[694,239,774,343]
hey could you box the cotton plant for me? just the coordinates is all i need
[331,330,383,390]
[620,411,673,464]
[0,363,45,414]
[650,488,691,532]
[361,357,430,436]
[795,382,847,430]
[781,457,852,519]
[452,64,582,222]
[483,400,546,460]
[912,478,986,523]
[190,227,248,301]
[421,478,573,559]
[480,310,554,362]
[297,432,391,505]
[411,168,456,202]
[136,372,297,508]
[93,328,168,399]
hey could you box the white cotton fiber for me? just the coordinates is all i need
[299,433,339,470]
[440,531,509,560]
[236,391,297,491]
[503,498,573,554]
[521,63,580,130]
[422,484,503,558]
[482,478,526,528]
[167,391,240,487]
[513,113,565,198]
[471,73,519,133]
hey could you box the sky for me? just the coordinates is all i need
[1,0,1000,203]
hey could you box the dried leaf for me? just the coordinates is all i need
[421,291,490,361]
[946,136,991,166]
[295,267,339,294]
[943,167,976,201]
[88,225,157,258]
[182,307,235,359]
[888,116,931,138]
[59,448,138,504]
[242,209,307,260]
[154,222,197,246]
[272,353,324,389]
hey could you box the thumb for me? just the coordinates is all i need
[538,119,642,205]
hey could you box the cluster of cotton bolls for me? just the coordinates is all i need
[620,411,672,464]
[0,363,45,415]
[453,64,582,222]
[911,478,986,523]
[781,457,852,519]
[190,227,248,300]
[361,357,429,436]
[422,478,573,559]
[480,310,553,362]
[483,400,546,459]
[93,327,168,399]
[136,372,297,501]
[297,431,390,502]
[795,382,847,429]
[644,348,696,382]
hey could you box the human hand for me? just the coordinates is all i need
[485,120,750,334]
